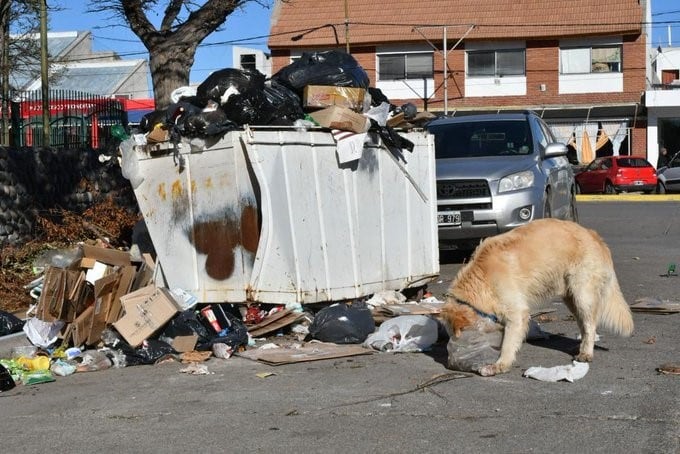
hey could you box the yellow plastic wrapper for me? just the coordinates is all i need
[17,356,50,371]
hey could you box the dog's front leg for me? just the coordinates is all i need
[479,313,529,376]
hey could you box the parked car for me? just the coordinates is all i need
[427,111,578,251]
[574,156,657,194]
[656,150,680,193]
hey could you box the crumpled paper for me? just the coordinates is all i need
[523,361,589,382]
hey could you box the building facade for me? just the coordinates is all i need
[268,0,649,164]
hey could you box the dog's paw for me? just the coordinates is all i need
[478,364,498,376]
[575,352,593,362]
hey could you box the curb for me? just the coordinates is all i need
[576,194,680,202]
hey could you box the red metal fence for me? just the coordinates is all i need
[3,89,128,149]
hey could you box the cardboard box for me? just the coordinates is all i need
[309,106,370,134]
[169,334,198,353]
[113,286,182,347]
[303,85,366,111]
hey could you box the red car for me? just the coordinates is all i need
[575,156,658,194]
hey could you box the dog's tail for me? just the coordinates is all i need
[599,273,634,337]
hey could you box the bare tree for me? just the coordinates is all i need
[87,0,270,110]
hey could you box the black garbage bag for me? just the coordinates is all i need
[309,302,376,344]
[262,80,306,125]
[221,89,272,125]
[181,106,238,137]
[272,50,370,95]
[139,109,170,133]
[0,310,24,336]
[195,305,249,351]
[110,339,175,367]
[0,363,15,392]
[160,309,214,346]
[196,68,267,107]
[368,87,392,108]
[159,307,248,352]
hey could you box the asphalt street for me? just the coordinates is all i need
[1,196,679,453]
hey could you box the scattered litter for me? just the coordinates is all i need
[642,336,656,344]
[258,343,281,350]
[365,290,407,309]
[363,315,438,352]
[181,351,212,363]
[237,343,372,365]
[308,302,375,344]
[77,350,113,372]
[630,297,680,314]
[255,372,276,379]
[523,361,589,382]
[22,317,64,348]
[179,363,212,375]
[657,363,680,375]
[247,308,305,338]
[50,359,77,377]
[212,343,234,359]
[21,369,55,385]
[661,263,677,277]
[0,363,16,391]
[373,300,444,317]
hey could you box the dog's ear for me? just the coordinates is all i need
[441,300,477,338]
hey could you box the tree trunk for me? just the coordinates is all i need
[148,40,197,110]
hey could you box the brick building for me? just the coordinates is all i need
[269,0,649,163]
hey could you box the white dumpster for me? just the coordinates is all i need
[127,126,438,304]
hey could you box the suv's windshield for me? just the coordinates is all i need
[430,119,532,159]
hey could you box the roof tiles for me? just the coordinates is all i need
[269,0,644,47]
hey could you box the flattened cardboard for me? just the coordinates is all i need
[170,334,198,353]
[309,106,370,134]
[237,343,372,365]
[630,297,680,314]
[36,267,66,322]
[303,85,366,111]
[107,265,137,324]
[71,305,94,348]
[87,272,119,346]
[248,311,305,338]
[81,244,131,267]
[113,286,181,347]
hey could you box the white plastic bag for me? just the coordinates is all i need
[363,315,438,352]
[22,317,64,348]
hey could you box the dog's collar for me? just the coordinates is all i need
[455,298,500,324]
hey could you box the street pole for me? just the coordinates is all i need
[40,0,49,147]
[343,0,349,54]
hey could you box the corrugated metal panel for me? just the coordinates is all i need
[130,127,438,304]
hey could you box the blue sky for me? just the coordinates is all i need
[48,1,680,90]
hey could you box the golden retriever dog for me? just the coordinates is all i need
[441,218,634,376]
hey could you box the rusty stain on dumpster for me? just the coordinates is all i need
[191,204,260,280]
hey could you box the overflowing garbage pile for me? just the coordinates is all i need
[132,50,434,147]
[0,146,138,247]
[0,239,450,390]
[0,51,447,391]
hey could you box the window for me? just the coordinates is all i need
[560,45,621,74]
[467,49,525,77]
[240,54,257,71]
[377,52,433,81]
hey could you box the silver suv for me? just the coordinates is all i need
[427,112,578,250]
[656,150,680,193]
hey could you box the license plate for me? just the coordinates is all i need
[438,211,461,226]
[634,180,643,185]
